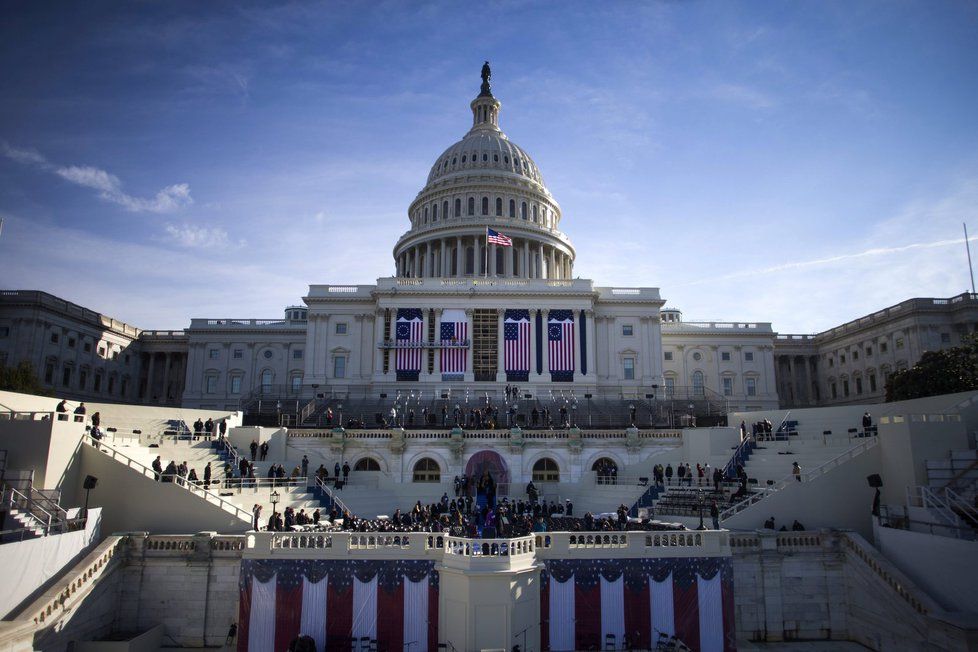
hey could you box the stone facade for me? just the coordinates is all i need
[775,293,978,408]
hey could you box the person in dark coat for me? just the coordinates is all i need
[249,440,258,461]
[204,418,214,438]
[204,462,212,486]
[342,462,350,481]
[219,419,228,438]
[152,455,163,481]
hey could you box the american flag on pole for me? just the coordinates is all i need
[548,309,575,382]
[439,309,467,380]
[486,227,513,246]
[395,308,423,381]
[504,309,530,382]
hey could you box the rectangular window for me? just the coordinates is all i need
[866,346,872,356]
[50,333,59,344]
[291,376,302,392]
[722,377,733,396]
[335,323,348,335]
[0,326,9,338]
[856,377,863,394]
[230,376,242,394]
[663,351,673,361]
[209,348,219,359]
[293,349,303,359]
[745,378,756,396]
[843,380,850,397]
[205,376,217,394]
[67,337,76,348]
[622,324,633,336]
[333,356,346,378]
[98,346,106,357]
[744,351,754,362]
[840,354,846,364]
[664,377,675,396]
[623,358,635,380]
[83,341,92,353]
[721,351,730,361]
[233,348,243,359]
[880,342,888,353]
[79,370,87,388]
[831,383,837,399]
[870,374,877,392]
[93,373,102,392]
[852,351,858,360]
[941,332,951,344]
[62,367,72,387]
[895,338,904,349]
[828,358,834,368]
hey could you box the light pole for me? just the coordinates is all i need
[270,489,280,529]
[696,491,707,530]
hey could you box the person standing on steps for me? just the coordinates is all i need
[249,440,258,461]
[204,417,214,439]
[204,462,212,487]
[301,455,309,480]
[152,455,163,481]
[342,461,350,482]
[219,419,228,439]
[710,500,720,529]
[792,461,801,482]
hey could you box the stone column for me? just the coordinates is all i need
[474,237,482,276]
[489,243,497,276]
[161,352,171,404]
[787,355,798,406]
[442,239,450,277]
[541,309,550,379]
[522,240,530,279]
[420,309,431,380]
[146,354,157,402]
[464,309,475,382]
[456,236,463,276]
[549,247,556,279]
[585,310,597,380]
[606,317,616,380]
[412,247,419,278]
[373,310,386,381]
[496,309,506,382]
[640,317,653,384]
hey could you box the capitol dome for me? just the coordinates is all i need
[393,65,574,280]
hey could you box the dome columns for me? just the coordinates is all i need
[394,234,572,280]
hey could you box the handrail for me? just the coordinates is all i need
[315,476,351,516]
[6,487,54,532]
[720,437,878,520]
[940,457,978,493]
[907,486,961,531]
[943,487,978,525]
[723,433,755,478]
[82,434,251,522]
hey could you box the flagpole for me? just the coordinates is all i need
[484,227,489,278]
[965,223,976,295]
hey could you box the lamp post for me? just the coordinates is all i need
[270,489,280,528]
[338,402,344,428]
[688,403,694,428]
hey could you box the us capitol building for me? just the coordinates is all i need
[1,66,976,417]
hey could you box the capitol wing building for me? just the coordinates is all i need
[180,73,779,416]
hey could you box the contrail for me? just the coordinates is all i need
[674,236,977,288]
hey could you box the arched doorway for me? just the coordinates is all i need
[532,458,560,483]
[591,457,618,485]
[353,457,381,472]
[412,457,441,483]
[465,450,510,496]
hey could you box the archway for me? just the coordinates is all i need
[591,457,618,485]
[353,457,381,472]
[532,457,560,483]
[412,457,441,483]
[465,450,510,495]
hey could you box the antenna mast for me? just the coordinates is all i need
[965,223,976,295]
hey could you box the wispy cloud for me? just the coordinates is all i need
[163,223,239,249]
[2,142,193,213]
[705,83,777,110]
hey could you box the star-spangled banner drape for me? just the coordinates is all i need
[548,309,575,382]
[539,557,736,652]
[395,308,423,381]
[439,308,467,379]
[237,559,439,652]
[504,309,531,382]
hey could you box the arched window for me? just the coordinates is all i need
[423,206,428,223]
[462,155,467,163]
[465,246,475,275]
[532,205,538,222]
[261,370,273,394]
[413,458,441,482]
[521,202,527,220]
[455,198,461,217]
[496,197,503,216]
[482,153,488,162]
[692,371,705,397]
[591,457,618,484]
[532,458,560,483]
[442,200,448,220]
[468,197,475,216]
[493,154,499,162]
[509,199,516,218]
[452,157,457,166]
[431,203,437,221]
[504,155,510,164]
[354,457,381,472]
[482,196,489,215]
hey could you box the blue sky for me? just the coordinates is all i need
[2,1,977,332]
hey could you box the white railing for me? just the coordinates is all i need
[315,476,350,515]
[83,435,251,522]
[720,437,879,520]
